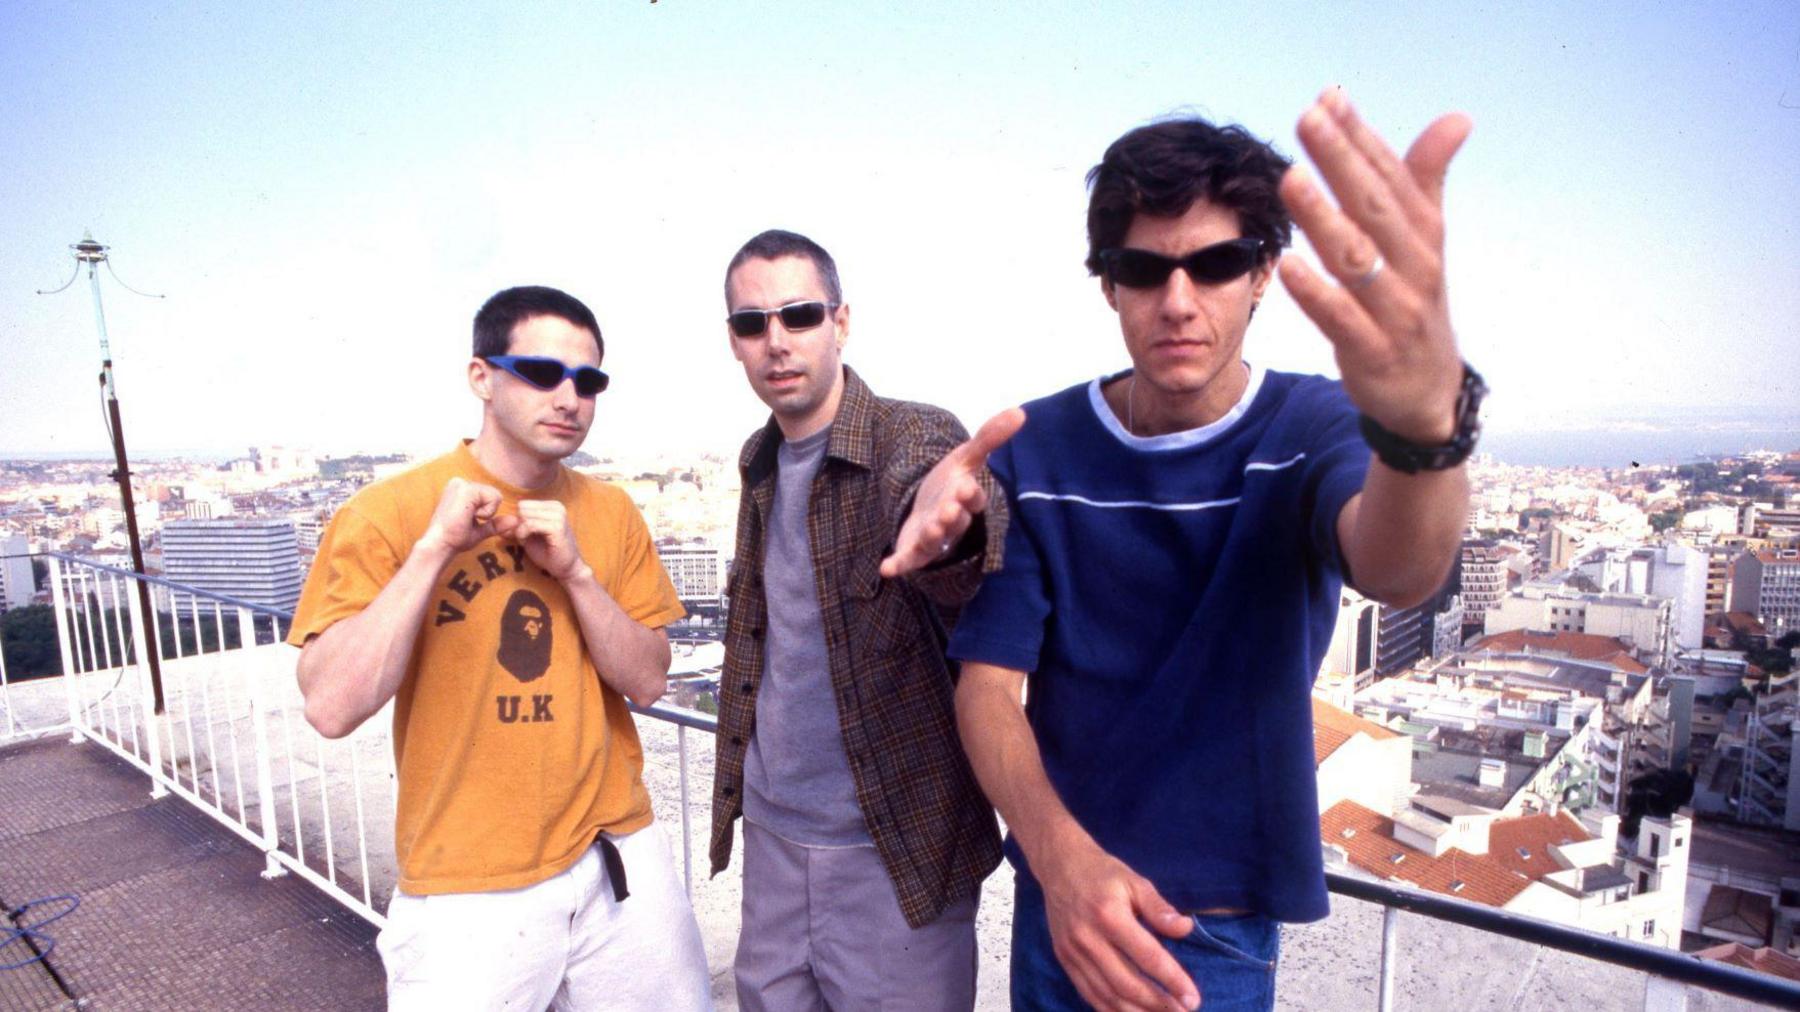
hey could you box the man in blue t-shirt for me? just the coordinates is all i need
[945,91,1484,1010]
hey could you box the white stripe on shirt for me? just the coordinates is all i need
[1016,491,1243,512]
[1015,452,1308,511]
[1243,452,1307,472]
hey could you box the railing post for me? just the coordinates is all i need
[1377,904,1398,1012]
[47,557,85,743]
[242,606,286,879]
[124,570,168,798]
[678,724,692,897]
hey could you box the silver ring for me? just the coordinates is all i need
[1349,255,1384,290]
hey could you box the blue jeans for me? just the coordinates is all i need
[1012,879,1279,1011]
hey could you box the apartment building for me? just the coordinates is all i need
[160,518,304,612]
[659,544,724,607]
[1731,549,1800,639]
[1485,583,1674,668]
[0,533,34,611]
[1461,540,1513,639]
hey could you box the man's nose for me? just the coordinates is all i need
[551,376,581,410]
[1159,267,1204,320]
[765,319,793,354]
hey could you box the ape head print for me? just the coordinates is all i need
[497,589,553,682]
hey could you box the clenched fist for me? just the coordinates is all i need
[494,499,588,583]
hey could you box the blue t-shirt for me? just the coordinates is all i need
[947,365,1368,923]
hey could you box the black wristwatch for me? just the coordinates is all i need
[1358,363,1487,474]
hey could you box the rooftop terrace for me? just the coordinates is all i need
[2,553,1794,1010]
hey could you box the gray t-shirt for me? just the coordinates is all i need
[742,426,873,847]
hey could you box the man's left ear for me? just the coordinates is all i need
[834,302,851,350]
[1251,260,1277,302]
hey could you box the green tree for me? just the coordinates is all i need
[1649,510,1682,533]
[1,605,62,679]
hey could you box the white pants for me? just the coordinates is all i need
[378,823,712,1011]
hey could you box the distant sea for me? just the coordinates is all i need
[1480,427,1799,469]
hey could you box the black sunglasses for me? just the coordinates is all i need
[484,355,610,397]
[1098,238,1266,289]
[726,300,839,338]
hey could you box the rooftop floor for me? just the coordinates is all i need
[0,734,383,1011]
[0,669,1779,1012]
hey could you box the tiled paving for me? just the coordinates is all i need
[0,734,383,1011]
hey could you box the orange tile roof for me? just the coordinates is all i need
[1314,723,1351,768]
[1320,801,1532,909]
[1487,812,1592,879]
[1311,699,1401,768]
[1471,629,1649,673]
[1694,943,1800,983]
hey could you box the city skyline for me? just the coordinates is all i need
[3,3,1797,459]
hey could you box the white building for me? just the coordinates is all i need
[1323,588,1380,692]
[660,545,724,606]
[1576,543,1708,651]
[1317,701,1691,949]
[1461,541,1512,630]
[0,533,34,611]
[1681,505,1739,540]
[161,518,304,612]
[1485,583,1673,668]
[291,513,326,554]
[1732,549,1800,639]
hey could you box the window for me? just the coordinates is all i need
[1648,834,1661,859]
[1642,919,1656,939]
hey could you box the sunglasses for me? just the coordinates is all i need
[484,355,610,397]
[1098,238,1266,289]
[726,300,839,338]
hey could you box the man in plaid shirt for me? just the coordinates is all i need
[709,229,1022,1009]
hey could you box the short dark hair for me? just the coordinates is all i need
[723,229,843,306]
[472,286,604,360]
[1084,117,1293,276]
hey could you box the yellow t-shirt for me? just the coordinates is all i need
[286,442,685,895]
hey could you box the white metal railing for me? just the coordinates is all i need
[41,554,395,925]
[0,554,72,745]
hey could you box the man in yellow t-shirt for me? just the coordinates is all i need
[288,285,710,1010]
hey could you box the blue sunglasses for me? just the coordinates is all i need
[484,355,610,397]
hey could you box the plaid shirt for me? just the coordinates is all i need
[709,366,1005,928]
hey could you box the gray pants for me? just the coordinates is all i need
[735,820,978,1011]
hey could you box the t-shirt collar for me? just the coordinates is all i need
[455,439,569,500]
[1087,361,1265,452]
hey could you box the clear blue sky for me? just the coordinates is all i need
[3,1,1796,459]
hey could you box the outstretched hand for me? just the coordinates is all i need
[879,407,1025,579]
[1277,88,1472,445]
